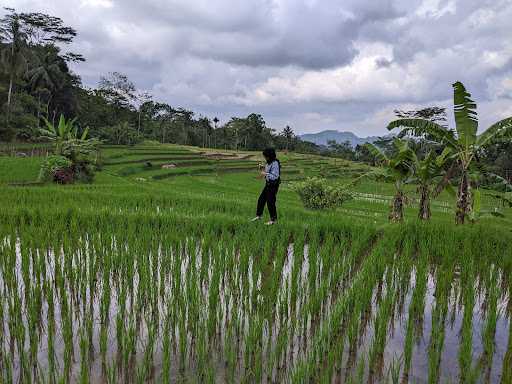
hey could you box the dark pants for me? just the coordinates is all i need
[256,183,279,221]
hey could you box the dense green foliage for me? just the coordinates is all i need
[292,176,353,209]
[37,115,100,183]
[38,154,71,182]
[364,139,417,222]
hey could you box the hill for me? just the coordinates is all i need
[300,130,383,147]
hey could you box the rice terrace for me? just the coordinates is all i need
[1,2,512,384]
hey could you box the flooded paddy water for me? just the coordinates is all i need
[0,224,511,383]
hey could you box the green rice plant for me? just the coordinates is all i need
[161,305,172,383]
[457,258,477,384]
[387,354,403,384]
[481,265,499,382]
[45,282,57,384]
[368,271,396,380]
[402,256,428,380]
[106,362,117,384]
[501,317,512,384]
[60,284,74,381]
[354,355,366,384]
[79,327,90,384]
[427,264,451,384]
[224,318,237,382]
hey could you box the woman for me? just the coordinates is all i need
[251,148,281,225]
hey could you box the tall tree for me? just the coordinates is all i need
[394,106,447,126]
[19,11,78,46]
[134,91,152,135]
[212,117,219,147]
[98,72,136,110]
[1,8,81,138]
[27,46,66,125]
[388,82,512,224]
[281,125,294,151]
[327,139,355,160]
[0,8,27,127]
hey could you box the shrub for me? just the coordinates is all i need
[292,177,353,210]
[39,155,72,182]
[53,167,74,184]
[39,115,101,184]
[73,161,96,183]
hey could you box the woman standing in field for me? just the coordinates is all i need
[251,148,281,225]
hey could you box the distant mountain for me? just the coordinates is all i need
[299,130,384,147]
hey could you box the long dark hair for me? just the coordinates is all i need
[262,148,277,164]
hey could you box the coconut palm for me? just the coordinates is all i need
[0,10,28,123]
[27,48,65,124]
[365,139,416,222]
[388,82,512,224]
[281,125,294,151]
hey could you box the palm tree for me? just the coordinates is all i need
[27,48,65,124]
[388,82,512,224]
[0,10,28,124]
[212,117,219,148]
[281,125,294,151]
[365,139,416,222]
[136,91,152,135]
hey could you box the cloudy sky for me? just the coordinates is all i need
[4,0,512,136]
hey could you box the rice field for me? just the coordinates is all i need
[1,144,511,383]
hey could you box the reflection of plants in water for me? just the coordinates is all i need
[0,218,511,383]
[481,265,499,383]
[403,257,428,381]
[369,268,396,380]
[428,264,452,384]
[502,322,512,383]
[458,259,478,384]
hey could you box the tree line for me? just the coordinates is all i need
[0,8,326,154]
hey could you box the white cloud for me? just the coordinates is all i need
[2,0,512,135]
[79,0,113,8]
[416,0,456,19]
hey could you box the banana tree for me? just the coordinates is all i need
[40,114,99,161]
[39,115,79,155]
[413,148,453,220]
[388,82,512,224]
[365,139,416,222]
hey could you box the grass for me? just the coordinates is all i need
[0,156,43,184]
[0,143,511,383]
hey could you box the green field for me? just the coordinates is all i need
[1,144,511,383]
